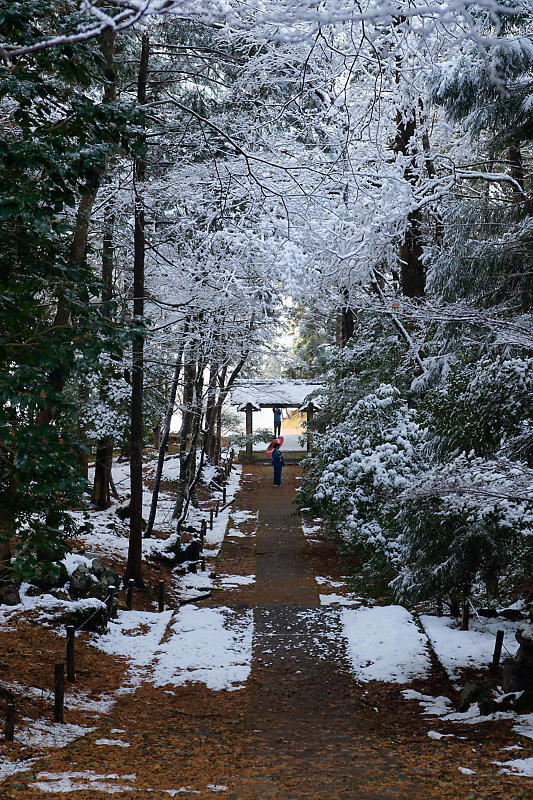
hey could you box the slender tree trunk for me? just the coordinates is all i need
[203,361,219,461]
[393,51,425,298]
[212,355,248,462]
[92,209,115,510]
[0,477,20,605]
[341,307,354,347]
[211,365,226,463]
[125,33,149,586]
[144,329,186,538]
[187,363,205,509]
[173,354,197,519]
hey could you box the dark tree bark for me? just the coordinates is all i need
[203,361,219,461]
[393,64,425,298]
[173,354,204,520]
[0,480,20,605]
[125,33,149,586]
[508,146,526,196]
[212,355,248,462]
[92,28,119,509]
[340,307,354,347]
[144,327,187,538]
[92,208,115,510]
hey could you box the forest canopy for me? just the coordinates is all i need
[0,0,532,618]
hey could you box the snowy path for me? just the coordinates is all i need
[1,463,532,797]
[231,465,424,798]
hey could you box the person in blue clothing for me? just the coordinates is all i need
[273,406,282,437]
[272,441,284,485]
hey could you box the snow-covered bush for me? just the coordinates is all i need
[300,384,426,592]
[80,353,166,449]
[393,454,533,604]
[423,356,533,459]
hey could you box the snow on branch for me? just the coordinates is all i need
[2,1,532,60]
[348,295,533,351]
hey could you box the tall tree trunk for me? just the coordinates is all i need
[92,28,117,508]
[173,354,197,520]
[125,33,149,586]
[0,478,20,605]
[212,355,248,462]
[508,146,526,196]
[340,306,354,347]
[144,328,187,538]
[393,58,425,298]
[92,209,116,510]
[203,361,219,461]
[174,365,206,527]
[36,27,117,433]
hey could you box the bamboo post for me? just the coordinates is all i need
[158,580,165,612]
[461,598,469,631]
[126,578,135,610]
[5,702,14,742]
[490,630,505,671]
[66,626,75,683]
[54,662,64,723]
[106,585,116,619]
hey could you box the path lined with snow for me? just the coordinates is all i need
[2,460,532,795]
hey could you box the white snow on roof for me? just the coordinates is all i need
[231,379,324,408]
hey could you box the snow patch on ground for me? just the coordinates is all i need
[66,690,115,715]
[342,606,431,683]
[231,510,257,524]
[218,574,255,588]
[493,758,533,777]
[301,523,321,542]
[92,605,253,692]
[95,738,130,747]
[427,730,454,740]
[153,605,253,691]
[29,771,136,794]
[0,759,38,781]
[402,690,453,716]
[93,609,173,686]
[403,690,533,744]
[315,576,347,588]
[17,718,96,749]
[320,593,361,607]
[420,614,521,682]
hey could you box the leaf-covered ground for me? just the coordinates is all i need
[1,463,532,798]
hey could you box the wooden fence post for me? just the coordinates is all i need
[209,508,214,530]
[66,626,75,683]
[222,486,227,505]
[158,580,165,612]
[490,630,505,671]
[5,702,14,742]
[215,500,220,517]
[106,585,116,619]
[54,662,64,723]
[126,578,135,610]
[201,557,206,572]
[200,518,206,543]
[461,599,469,631]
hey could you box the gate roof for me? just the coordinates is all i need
[231,379,324,410]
